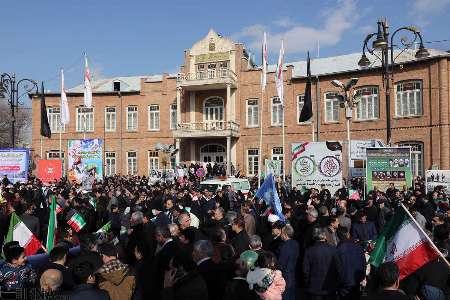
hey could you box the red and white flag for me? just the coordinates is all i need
[84,53,93,108]
[261,32,268,91]
[275,39,285,105]
[5,213,43,256]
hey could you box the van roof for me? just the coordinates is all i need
[200,177,249,184]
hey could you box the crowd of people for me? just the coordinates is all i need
[0,169,448,300]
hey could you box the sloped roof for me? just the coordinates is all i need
[67,76,146,93]
[273,48,449,78]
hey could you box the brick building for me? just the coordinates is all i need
[31,29,450,178]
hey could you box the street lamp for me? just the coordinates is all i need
[0,73,38,148]
[330,78,359,180]
[358,18,429,145]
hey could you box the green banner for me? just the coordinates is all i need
[366,147,412,192]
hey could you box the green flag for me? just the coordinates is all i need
[46,196,57,252]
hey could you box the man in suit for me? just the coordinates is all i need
[303,227,341,299]
[351,211,377,243]
[20,203,40,238]
[278,225,299,300]
[192,240,226,300]
[152,225,176,299]
[231,216,250,256]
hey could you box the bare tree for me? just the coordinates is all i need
[0,101,32,148]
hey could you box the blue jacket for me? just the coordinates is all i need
[336,240,366,295]
[278,239,299,288]
[303,241,340,296]
[351,221,377,242]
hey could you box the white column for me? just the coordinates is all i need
[226,136,231,176]
[226,84,231,124]
[176,87,182,125]
[189,92,196,123]
[175,138,181,166]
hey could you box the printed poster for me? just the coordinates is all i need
[68,139,103,185]
[426,170,450,194]
[291,142,343,194]
[350,139,384,160]
[37,160,62,183]
[0,149,28,184]
[265,159,282,177]
[366,147,412,192]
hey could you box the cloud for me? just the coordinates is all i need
[232,0,359,55]
[411,0,450,26]
[272,17,295,28]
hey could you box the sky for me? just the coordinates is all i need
[1,0,450,99]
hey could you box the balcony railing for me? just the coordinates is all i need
[177,69,237,81]
[174,121,240,138]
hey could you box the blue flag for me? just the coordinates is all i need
[255,173,285,222]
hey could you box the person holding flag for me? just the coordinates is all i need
[255,173,285,223]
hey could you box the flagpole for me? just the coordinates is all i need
[400,203,450,268]
[282,103,286,182]
[40,136,43,159]
[258,87,264,187]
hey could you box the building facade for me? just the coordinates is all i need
[31,29,450,178]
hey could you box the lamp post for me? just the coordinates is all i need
[358,18,429,146]
[0,73,38,148]
[331,78,359,181]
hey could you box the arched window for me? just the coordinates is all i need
[203,97,224,129]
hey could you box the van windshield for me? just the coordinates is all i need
[240,181,250,190]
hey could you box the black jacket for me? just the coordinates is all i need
[231,230,250,256]
[41,262,75,291]
[197,258,227,300]
[161,270,208,300]
[67,283,110,300]
[223,277,258,300]
[303,241,340,296]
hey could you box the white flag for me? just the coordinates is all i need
[60,69,70,125]
[275,40,285,105]
[261,32,268,91]
[84,54,92,108]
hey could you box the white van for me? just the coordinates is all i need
[199,177,251,196]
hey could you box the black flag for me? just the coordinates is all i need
[40,82,51,138]
[299,51,313,122]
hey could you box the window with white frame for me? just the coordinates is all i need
[355,87,379,121]
[272,147,284,175]
[271,97,283,126]
[105,152,116,176]
[170,104,177,130]
[47,150,65,175]
[246,99,259,127]
[398,142,423,177]
[324,92,340,123]
[105,107,116,132]
[47,107,64,133]
[247,149,259,176]
[148,105,160,130]
[127,106,138,131]
[395,81,423,117]
[148,151,159,174]
[127,151,137,175]
[76,107,94,132]
[297,95,312,123]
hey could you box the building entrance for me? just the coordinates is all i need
[200,144,226,163]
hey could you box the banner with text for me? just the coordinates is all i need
[425,170,450,194]
[0,149,28,183]
[291,142,343,193]
[265,159,282,177]
[37,160,62,183]
[366,147,412,192]
[68,139,103,185]
[350,139,384,160]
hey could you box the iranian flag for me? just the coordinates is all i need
[369,205,440,279]
[84,53,93,108]
[67,212,86,232]
[96,221,111,234]
[5,213,43,256]
[46,196,57,252]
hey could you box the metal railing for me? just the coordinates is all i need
[177,120,240,132]
[177,69,237,82]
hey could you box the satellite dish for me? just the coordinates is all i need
[155,143,162,151]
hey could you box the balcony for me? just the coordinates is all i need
[173,121,240,138]
[177,69,237,91]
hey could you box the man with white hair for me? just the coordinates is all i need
[193,240,226,300]
[303,227,340,298]
[40,269,63,293]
